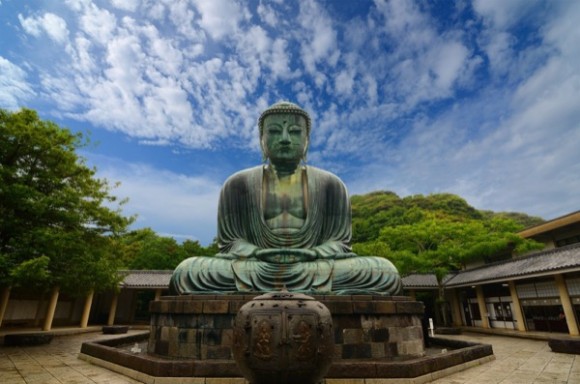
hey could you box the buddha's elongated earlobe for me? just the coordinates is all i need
[302,140,309,164]
[261,140,268,163]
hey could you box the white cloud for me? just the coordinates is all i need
[110,0,138,12]
[472,0,541,29]
[348,0,580,221]
[6,0,580,225]
[78,3,117,45]
[257,1,278,27]
[334,70,355,97]
[64,0,90,12]
[0,57,34,109]
[481,31,515,75]
[298,0,339,76]
[234,25,293,81]
[192,0,248,41]
[93,156,222,244]
[429,42,469,90]
[166,1,205,44]
[69,36,96,73]
[18,12,69,43]
[373,0,475,107]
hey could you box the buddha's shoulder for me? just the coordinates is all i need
[222,165,263,186]
[306,166,346,187]
[306,165,342,183]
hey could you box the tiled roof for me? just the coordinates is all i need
[445,243,580,287]
[120,270,172,289]
[401,274,439,288]
[120,270,443,290]
[117,244,580,290]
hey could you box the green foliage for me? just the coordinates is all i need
[480,210,545,228]
[351,191,485,243]
[351,191,545,283]
[117,229,219,270]
[10,256,51,290]
[0,108,133,293]
[118,228,186,270]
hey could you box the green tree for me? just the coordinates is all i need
[0,108,133,295]
[118,228,187,270]
[118,229,222,270]
[480,210,545,228]
[374,213,543,324]
[350,191,546,244]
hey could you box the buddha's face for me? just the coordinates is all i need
[261,113,308,164]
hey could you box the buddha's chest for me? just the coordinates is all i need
[263,175,306,229]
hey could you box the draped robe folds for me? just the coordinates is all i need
[170,165,402,295]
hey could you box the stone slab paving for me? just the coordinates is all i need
[430,333,580,384]
[0,330,143,384]
[0,330,578,383]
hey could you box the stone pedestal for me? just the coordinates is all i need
[82,297,494,380]
[149,294,424,363]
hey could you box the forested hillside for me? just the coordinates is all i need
[351,191,544,244]
[351,191,545,279]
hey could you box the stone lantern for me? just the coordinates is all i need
[232,291,334,384]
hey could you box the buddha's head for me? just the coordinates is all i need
[258,101,311,164]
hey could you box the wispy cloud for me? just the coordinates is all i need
[18,12,69,43]
[0,57,34,109]
[91,154,222,244]
[2,0,580,242]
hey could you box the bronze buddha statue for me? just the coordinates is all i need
[170,101,402,295]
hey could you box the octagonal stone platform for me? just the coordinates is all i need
[80,294,494,381]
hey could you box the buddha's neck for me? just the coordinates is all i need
[269,162,301,179]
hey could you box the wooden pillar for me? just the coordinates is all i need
[475,286,490,329]
[154,288,162,301]
[555,274,579,336]
[0,286,11,328]
[43,286,60,331]
[80,290,94,328]
[407,289,416,300]
[508,281,526,331]
[107,292,119,326]
[449,289,463,327]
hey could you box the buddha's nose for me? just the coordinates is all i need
[280,128,290,144]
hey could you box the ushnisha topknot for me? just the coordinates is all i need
[258,101,311,137]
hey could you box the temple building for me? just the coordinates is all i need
[2,211,580,337]
[405,210,580,335]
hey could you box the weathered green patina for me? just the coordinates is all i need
[170,102,402,295]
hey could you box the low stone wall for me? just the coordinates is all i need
[148,294,425,362]
[80,332,494,379]
[4,333,53,346]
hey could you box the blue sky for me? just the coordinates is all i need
[1,0,579,245]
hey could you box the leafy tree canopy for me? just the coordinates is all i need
[351,191,544,244]
[351,191,545,280]
[0,108,133,294]
[117,228,219,270]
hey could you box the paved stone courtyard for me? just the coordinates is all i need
[430,333,580,384]
[0,330,579,383]
[0,330,143,384]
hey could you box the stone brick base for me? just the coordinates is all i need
[148,294,425,362]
